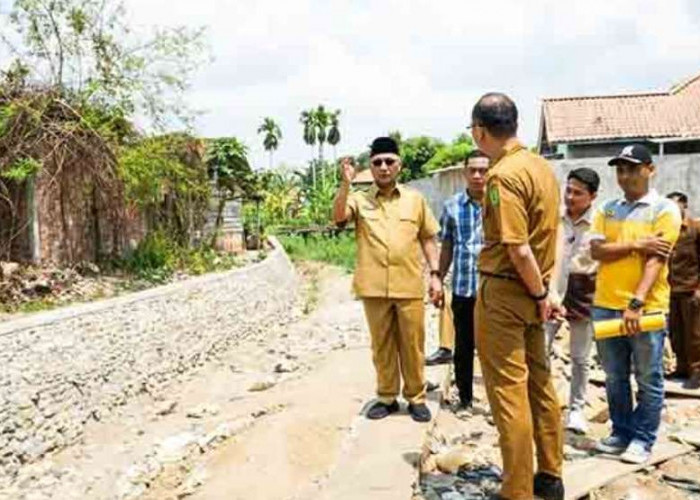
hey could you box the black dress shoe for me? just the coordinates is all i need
[425,347,453,366]
[666,370,688,379]
[534,472,564,500]
[366,400,399,420]
[408,403,432,422]
[684,373,700,390]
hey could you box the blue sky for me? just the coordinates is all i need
[3,0,700,170]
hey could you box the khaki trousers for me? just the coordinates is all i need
[439,292,455,351]
[475,277,563,500]
[362,298,426,404]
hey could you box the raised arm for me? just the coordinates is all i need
[332,158,356,225]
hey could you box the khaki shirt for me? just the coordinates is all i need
[669,219,700,293]
[346,184,439,298]
[480,142,560,282]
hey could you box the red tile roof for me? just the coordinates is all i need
[541,72,700,144]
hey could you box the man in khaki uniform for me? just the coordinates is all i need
[332,136,442,423]
[470,94,564,500]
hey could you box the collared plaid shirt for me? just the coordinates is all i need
[439,191,483,298]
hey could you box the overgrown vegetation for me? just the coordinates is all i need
[279,232,356,272]
[117,231,242,283]
[119,133,211,246]
[0,0,254,294]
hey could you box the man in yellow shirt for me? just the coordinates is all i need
[332,137,442,422]
[590,144,682,464]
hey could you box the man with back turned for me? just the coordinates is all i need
[470,93,564,500]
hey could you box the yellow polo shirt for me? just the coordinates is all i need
[346,184,439,298]
[590,190,682,313]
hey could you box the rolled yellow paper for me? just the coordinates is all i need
[594,313,666,340]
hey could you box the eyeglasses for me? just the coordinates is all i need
[371,158,397,167]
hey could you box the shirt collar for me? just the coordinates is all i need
[562,206,594,226]
[460,189,481,206]
[620,189,660,206]
[369,183,402,199]
[490,139,525,166]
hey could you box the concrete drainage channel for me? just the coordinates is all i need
[0,238,298,483]
[115,404,285,499]
[413,365,505,500]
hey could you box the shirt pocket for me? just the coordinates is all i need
[358,205,380,221]
[399,213,418,237]
[398,208,420,242]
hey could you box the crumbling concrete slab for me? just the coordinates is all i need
[563,440,693,500]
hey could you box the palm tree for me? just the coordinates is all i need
[257,117,282,169]
[300,109,317,187]
[313,105,330,165]
[327,110,341,162]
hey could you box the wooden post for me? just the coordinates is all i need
[256,199,262,250]
[27,176,41,263]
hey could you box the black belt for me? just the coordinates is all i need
[480,271,518,281]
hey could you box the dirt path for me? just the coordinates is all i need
[3,262,444,500]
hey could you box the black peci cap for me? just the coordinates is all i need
[370,137,399,157]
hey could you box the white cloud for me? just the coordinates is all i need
[3,0,700,169]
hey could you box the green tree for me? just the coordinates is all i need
[399,135,444,182]
[388,130,402,145]
[312,105,331,164]
[205,137,253,198]
[118,133,210,245]
[1,0,208,128]
[327,109,341,161]
[300,105,342,164]
[300,108,317,186]
[257,117,282,169]
[422,134,474,173]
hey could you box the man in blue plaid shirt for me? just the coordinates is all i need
[433,149,489,408]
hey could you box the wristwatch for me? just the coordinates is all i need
[430,270,441,279]
[628,297,645,311]
[531,287,549,301]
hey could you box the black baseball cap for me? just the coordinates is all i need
[607,144,653,166]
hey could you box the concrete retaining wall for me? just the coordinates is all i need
[0,238,297,477]
[409,154,700,217]
[551,154,700,215]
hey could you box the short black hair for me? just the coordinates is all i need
[667,191,688,204]
[471,93,518,138]
[466,149,489,162]
[568,168,600,194]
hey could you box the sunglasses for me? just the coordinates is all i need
[371,158,397,167]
